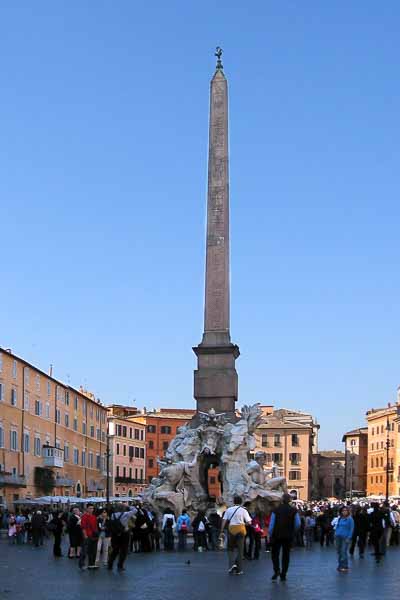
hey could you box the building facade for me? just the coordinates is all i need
[312,451,345,499]
[134,409,196,483]
[107,406,146,497]
[253,407,318,501]
[0,348,108,506]
[342,427,368,496]
[366,403,400,498]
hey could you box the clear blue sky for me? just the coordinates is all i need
[1,1,400,449]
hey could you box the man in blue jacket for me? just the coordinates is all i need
[268,494,301,581]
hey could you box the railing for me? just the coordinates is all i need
[115,477,145,485]
[0,473,27,486]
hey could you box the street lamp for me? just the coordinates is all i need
[385,416,390,503]
[349,448,354,502]
[331,462,336,498]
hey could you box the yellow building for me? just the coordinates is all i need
[366,402,400,498]
[0,347,108,507]
[254,407,318,501]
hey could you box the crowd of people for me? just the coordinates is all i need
[2,495,400,578]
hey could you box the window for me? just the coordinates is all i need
[129,446,134,458]
[123,426,127,438]
[129,428,133,439]
[140,430,144,441]
[64,444,69,461]
[372,427,374,435]
[64,413,69,428]
[381,442,384,449]
[90,425,95,438]
[380,475,383,483]
[82,422,86,435]
[376,476,378,483]
[73,449,79,465]
[135,447,139,458]
[12,360,17,379]
[96,428,101,441]
[96,454,101,470]
[140,448,144,458]
[24,391,30,411]
[129,468,132,478]
[147,425,156,433]
[350,439,356,446]
[35,400,42,416]
[0,353,2,372]
[81,451,86,466]
[289,471,301,481]
[11,388,17,407]
[391,439,395,447]
[123,445,127,456]
[0,426,4,448]
[65,391,69,406]
[272,453,283,465]
[55,439,61,449]
[274,434,281,447]
[392,423,395,431]
[89,453,93,469]
[380,457,383,467]
[261,434,268,447]
[102,432,105,443]
[0,383,4,402]
[161,426,171,434]
[149,440,154,449]
[116,466,120,477]
[289,453,301,465]
[371,443,374,450]
[116,443,120,455]
[47,381,51,396]
[74,396,78,411]
[73,418,77,432]
[23,432,30,453]
[381,426,384,434]
[140,469,143,480]
[34,437,41,457]
[55,409,61,424]
[134,429,140,440]
[149,458,154,468]
[35,374,40,392]
[371,458,374,468]
[162,441,169,451]
[24,368,30,385]
[291,434,299,447]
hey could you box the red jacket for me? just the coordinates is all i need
[81,513,98,538]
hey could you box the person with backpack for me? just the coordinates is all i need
[334,506,354,572]
[177,509,191,551]
[192,511,209,551]
[162,509,176,551]
[219,495,252,575]
[304,510,316,549]
[108,503,138,572]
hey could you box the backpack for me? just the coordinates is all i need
[180,520,188,532]
[166,517,174,528]
[110,514,125,537]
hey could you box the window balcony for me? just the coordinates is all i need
[115,476,145,485]
[42,445,64,468]
[0,473,27,487]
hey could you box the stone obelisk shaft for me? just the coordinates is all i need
[193,56,239,418]
[203,68,230,345]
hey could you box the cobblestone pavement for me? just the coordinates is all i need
[0,539,399,600]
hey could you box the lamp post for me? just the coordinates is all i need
[106,419,110,506]
[349,448,354,502]
[385,416,390,503]
[331,462,336,498]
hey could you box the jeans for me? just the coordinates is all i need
[227,532,245,572]
[249,531,261,559]
[271,538,292,576]
[32,529,44,547]
[108,532,130,569]
[304,528,313,549]
[178,530,187,550]
[336,536,350,569]
[79,537,98,568]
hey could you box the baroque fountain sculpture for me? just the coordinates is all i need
[143,404,287,516]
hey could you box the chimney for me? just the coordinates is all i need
[388,402,391,408]
[397,386,400,404]
[49,364,53,377]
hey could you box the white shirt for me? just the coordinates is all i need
[223,505,251,526]
[162,513,176,529]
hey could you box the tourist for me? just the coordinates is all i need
[269,493,300,581]
[15,513,26,544]
[248,511,263,559]
[219,495,252,576]
[207,510,222,550]
[368,503,385,563]
[192,511,209,551]
[135,502,152,552]
[108,503,138,572]
[8,513,17,544]
[79,504,99,570]
[349,506,368,558]
[31,510,45,548]
[304,510,315,549]
[67,507,82,558]
[177,509,191,551]
[334,506,354,573]
[162,509,176,551]
[96,509,111,566]
[317,510,331,547]
[51,511,65,558]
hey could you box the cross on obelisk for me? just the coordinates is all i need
[193,48,240,418]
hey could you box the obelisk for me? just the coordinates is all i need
[193,48,240,417]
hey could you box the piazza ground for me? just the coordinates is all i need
[0,539,399,600]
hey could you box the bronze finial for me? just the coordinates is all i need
[215,46,223,70]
